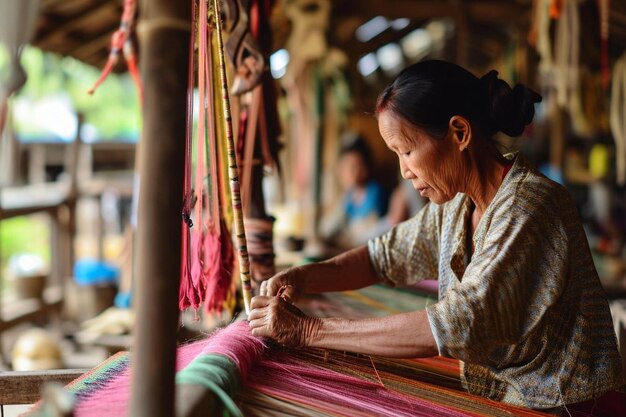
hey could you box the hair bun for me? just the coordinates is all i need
[480,70,542,137]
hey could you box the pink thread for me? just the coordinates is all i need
[203,221,235,313]
[64,322,551,417]
[71,322,260,416]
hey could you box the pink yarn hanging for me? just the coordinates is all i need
[203,222,234,313]
[178,0,235,314]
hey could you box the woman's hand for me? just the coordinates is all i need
[258,267,306,303]
[248,295,321,347]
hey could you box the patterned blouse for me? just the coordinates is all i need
[368,154,624,409]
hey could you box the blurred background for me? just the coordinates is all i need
[1,0,626,412]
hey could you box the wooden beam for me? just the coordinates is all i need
[0,286,63,332]
[34,0,118,50]
[334,0,456,20]
[333,0,526,26]
[69,30,116,62]
[129,0,191,416]
[334,22,423,58]
[0,369,87,405]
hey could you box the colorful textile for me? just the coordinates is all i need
[25,289,553,417]
[368,154,624,408]
[33,322,552,417]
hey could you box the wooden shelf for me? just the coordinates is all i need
[0,286,63,332]
[0,183,70,220]
[0,368,87,405]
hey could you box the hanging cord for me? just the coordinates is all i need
[610,54,626,185]
[182,0,197,230]
[212,0,253,314]
[88,0,142,98]
[206,28,222,234]
[178,0,197,312]
[598,0,610,89]
[240,87,262,214]
[554,0,579,108]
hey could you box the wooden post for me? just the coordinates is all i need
[455,5,469,68]
[129,0,191,416]
[549,98,566,175]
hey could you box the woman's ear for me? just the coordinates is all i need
[448,115,472,151]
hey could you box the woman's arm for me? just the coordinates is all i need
[310,311,437,357]
[304,245,380,293]
[261,245,381,300]
[249,296,438,358]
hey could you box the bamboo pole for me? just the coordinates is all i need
[129,0,191,416]
[213,0,253,314]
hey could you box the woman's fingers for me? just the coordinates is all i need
[259,278,282,296]
[259,280,268,296]
[247,304,269,321]
[265,279,283,296]
[248,317,265,330]
[250,295,271,309]
[248,296,309,346]
[279,285,297,303]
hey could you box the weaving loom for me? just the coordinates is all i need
[25,287,551,417]
[19,0,608,415]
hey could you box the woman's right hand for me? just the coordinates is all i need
[259,267,306,303]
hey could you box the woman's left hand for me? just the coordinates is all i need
[248,296,321,347]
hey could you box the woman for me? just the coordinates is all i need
[321,135,388,248]
[248,60,624,411]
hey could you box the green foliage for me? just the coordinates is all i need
[0,45,141,141]
[0,216,50,279]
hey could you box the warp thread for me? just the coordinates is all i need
[59,320,554,417]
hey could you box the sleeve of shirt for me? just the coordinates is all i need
[426,198,569,364]
[367,202,441,287]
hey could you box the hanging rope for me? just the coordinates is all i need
[212,0,253,314]
[179,0,198,311]
[610,54,626,185]
[598,0,610,89]
[88,0,143,103]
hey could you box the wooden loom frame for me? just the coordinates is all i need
[129,0,191,416]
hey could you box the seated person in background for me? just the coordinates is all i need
[340,136,386,223]
[356,177,428,245]
[320,136,387,249]
[385,177,427,226]
[322,136,427,249]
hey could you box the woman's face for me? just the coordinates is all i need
[338,151,368,189]
[378,110,464,204]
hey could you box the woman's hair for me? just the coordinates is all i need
[375,60,542,138]
[340,135,373,169]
